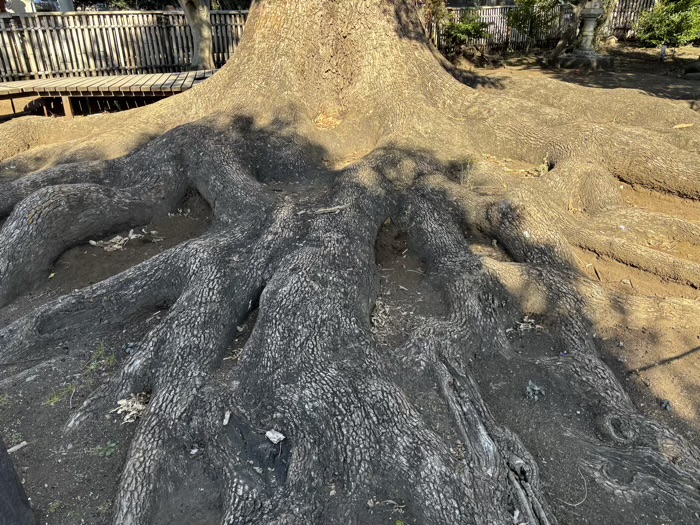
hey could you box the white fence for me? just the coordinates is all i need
[0,10,246,81]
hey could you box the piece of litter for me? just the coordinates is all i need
[265,430,286,444]
[48,273,56,279]
[7,441,28,454]
[190,447,199,457]
[526,380,545,400]
[89,228,163,252]
[673,123,694,129]
[660,399,672,411]
[111,392,150,424]
[223,410,231,426]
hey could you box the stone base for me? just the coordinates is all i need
[555,54,615,70]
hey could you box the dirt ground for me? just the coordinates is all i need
[471,45,700,440]
[1,193,212,525]
[2,47,700,524]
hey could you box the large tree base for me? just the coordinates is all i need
[2,1,700,523]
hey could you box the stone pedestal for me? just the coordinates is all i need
[556,3,614,70]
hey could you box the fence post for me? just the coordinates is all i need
[157,12,175,71]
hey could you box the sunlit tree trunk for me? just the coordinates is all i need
[179,0,215,70]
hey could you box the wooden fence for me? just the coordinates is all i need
[0,2,660,83]
[0,10,247,82]
[434,5,576,52]
[609,0,657,39]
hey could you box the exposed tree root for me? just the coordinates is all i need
[3,1,700,524]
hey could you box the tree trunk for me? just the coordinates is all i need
[179,0,215,70]
[597,0,619,43]
[2,1,700,524]
[545,3,582,64]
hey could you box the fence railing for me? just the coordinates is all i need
[432,6,576,52]
[0,10,247,82]
[609,0,657,38]
[0,3,660,83]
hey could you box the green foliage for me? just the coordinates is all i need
[94,441,118,457]
[442,12,490,55]
[422,0,450,26]
[44,384,76,407]
[84,343,116,373]
[507,0,561,48]
[637,0,700,47]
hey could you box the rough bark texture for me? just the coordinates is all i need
[2,1,700,524]
[180,0,216,70]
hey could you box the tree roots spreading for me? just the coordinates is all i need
[3,1,700,524]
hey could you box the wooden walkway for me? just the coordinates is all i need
[0,69,215,117]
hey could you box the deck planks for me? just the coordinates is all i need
[0,70,215,101]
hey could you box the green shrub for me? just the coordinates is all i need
[637,0,700,47]
[442,12,491,55]
[423,0,451,26]
[507,0,561,50]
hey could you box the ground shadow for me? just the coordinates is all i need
[514,46,700,102]
[1,115,699,524]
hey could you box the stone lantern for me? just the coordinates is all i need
[557,0,614,69]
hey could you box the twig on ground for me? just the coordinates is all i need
[314,203,350,215]
[7,441,28,454]
[559,467,588,507]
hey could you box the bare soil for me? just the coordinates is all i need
[0,193,212,525]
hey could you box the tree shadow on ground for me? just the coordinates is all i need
[2,116,700,524]
[503,48,700,102]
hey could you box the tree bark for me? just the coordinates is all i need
[597,0,619,42]
[179,0,215,70]
[2,1,700,524]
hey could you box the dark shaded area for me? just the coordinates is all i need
[633,345,700,373]
[0,437,36,525]
[0,191,212,330]
[532,47,700,102]
[1,116,699,524]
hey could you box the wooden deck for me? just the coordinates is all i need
[0,70,215,117]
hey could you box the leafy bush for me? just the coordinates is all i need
[423,0,451,26]
[637,0,700,47]
[507,0,561,50]
[442,13,491,55]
